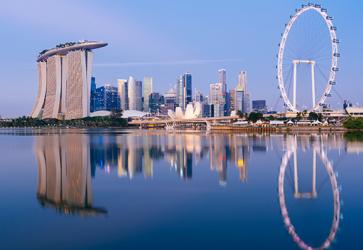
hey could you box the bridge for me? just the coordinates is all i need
[129,116,239,129]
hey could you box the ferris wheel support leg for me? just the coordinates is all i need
[293,61,297,109]
[311,62,316,108]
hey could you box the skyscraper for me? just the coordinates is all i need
[176,73,192,110]
[117,79,128,110]
[230,89,236,111]
[176,76,185,110]
[252,100,267,113]
[164,87,177,111]
[194,89,204,103]
[31,41,108,120]
[93,84,120,111]
[237,71,247,92]
[128,76,143,111]
[235,71,250,113]
[235,89,244,113]
[183,73,192,105]
[149,92,163,114]
[209,83,224,117]
[218,69,227,94]
[90,77,97,113]
[143,77,153,112]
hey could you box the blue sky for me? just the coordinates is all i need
[0,0,362,117]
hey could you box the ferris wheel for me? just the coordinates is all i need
[277,3,339,112]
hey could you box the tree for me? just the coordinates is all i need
[236,110,244,118]
[248,112,263,123]
[308,112,319,121]
[302,109,308,118]
[343,118,363,129]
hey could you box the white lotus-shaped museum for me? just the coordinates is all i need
[168,102,202,120]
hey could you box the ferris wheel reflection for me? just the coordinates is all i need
[278,135,340,250]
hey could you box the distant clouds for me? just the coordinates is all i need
[94,58,244,67]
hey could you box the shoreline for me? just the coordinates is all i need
[0,126,363,135]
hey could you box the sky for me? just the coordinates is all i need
[0,0,362,117]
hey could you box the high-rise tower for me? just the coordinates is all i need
[128,76,143,111]
[143,77,153,112]
[118,79,128,110]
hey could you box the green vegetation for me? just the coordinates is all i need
[0,116,128,128]
[295,112,302,121]
[343,117,363,129]
[236,110,245,119]
[247,112,264,123]
[308,112,323,121]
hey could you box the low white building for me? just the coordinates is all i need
[346,107,363,117]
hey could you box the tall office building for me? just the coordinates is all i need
[93,84,120,111]
[176,73,192,110]
[235,71,250,113]
[183,73,192,105]
[31,41,108,120]
[164,87,177,111]
[176,76,185,110]
[218,69,227,94]
[252,100,267,113]
[235,89,244,113]
[149,92,163,114]
[209,83,225,117]
[217,69,228,115]
[237,71,247,92]
[194,89,204,103]
[128,76,143,111]
[143,77,153,112]
[117,79,128,110]
[90,77,97,112]
[230,89,236,111]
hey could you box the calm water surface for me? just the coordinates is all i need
[0,129,363,249]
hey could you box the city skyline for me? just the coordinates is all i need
[1,2,363,249]
[1,1,362,117]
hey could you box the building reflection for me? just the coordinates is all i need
[86,132,252,185]
[35,134,107,216]
[35,131,361,209]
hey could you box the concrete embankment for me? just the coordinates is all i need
[209,125,348,133]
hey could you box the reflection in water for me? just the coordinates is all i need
[88,133,252,184]
[278,135,341,250]
[35,134,107,216]
[33,131,360,224]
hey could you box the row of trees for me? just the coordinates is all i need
[236,110,323,123]
[343,118,363,129]
[0,116,128,128]
[295,110,323,122]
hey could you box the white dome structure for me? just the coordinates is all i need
[168,102,202,120]
[184,104,195,119]
[175,107,184,119]
[194,102,201,117]
[167,110,176,119]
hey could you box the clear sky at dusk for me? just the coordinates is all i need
[0,0,362,117]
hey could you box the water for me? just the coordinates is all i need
[0,129,362,249]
